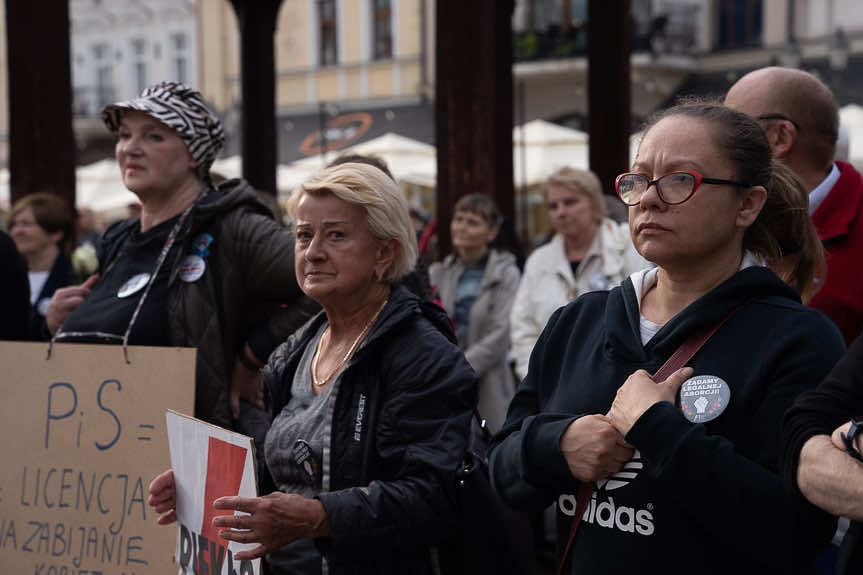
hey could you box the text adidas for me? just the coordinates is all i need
[558,493,655,536]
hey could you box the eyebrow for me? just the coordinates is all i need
[630,161,703,174]
[295,220,350,228]
[118,120,165,131]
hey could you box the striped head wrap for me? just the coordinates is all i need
[102,81,225,183]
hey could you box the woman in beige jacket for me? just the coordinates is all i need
[510,167,645,380]
[429,194,521,432]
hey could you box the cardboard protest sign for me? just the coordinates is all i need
[166,410,259,575]
[0,342,195,574]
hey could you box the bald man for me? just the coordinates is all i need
[726,66,863,345]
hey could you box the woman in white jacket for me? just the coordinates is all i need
[510,167,645,380]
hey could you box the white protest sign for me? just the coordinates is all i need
[0,341,196,574]
[166,410,259,575]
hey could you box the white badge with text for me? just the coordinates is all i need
[679,374,731,423]
[179,254,206,283]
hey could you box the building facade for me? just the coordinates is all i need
[511,0,863,130]
[67,0,198,161]
[2,0,863,167]
[198,0,434,163]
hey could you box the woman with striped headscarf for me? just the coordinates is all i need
[45,81,315,429]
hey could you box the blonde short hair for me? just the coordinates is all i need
[545,167,606,221]
[287,162,418,282]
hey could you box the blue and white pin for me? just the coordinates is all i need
[179,233,213,283]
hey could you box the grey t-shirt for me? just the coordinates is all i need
[264,323,338,575]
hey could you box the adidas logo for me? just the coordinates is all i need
[559,493,655,536]
[557,451,654,536]
[597,450,643,492]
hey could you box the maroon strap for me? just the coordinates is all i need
[557,483,592,575]
[652,320,722,381]
[557,303,746,574]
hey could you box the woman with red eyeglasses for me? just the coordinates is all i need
[489,101,844,575]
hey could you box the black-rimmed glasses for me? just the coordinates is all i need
[756,113,801,131]
[615,170,749,206]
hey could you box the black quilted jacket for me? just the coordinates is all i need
[262,284,476,574]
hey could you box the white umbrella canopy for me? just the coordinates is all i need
[0,169,9,211]
[0,163,127,215]
[839,104,863,167]
[210,155,243,180]
[75,158,139,218]
[513,120,589,188]
[208,155,317,194]
[290,132,438,186]
[513,118,589,146]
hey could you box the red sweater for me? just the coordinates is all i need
[810,160,863,345]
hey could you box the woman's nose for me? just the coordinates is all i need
[637,181,664,210]
[304,235,326,261]
[121,135,142,155]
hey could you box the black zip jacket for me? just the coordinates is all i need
[262,284,476,574]
[489,266,844,574]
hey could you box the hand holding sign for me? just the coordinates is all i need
[609,367,694,436]
[148,469,178,525]
[213,493,331,560]
[165,410,261,574]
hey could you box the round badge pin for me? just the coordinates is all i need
[293,439,320,485]
[178,254,206,283]
[679,374,731,423]
[117,272,151,298]
[191,233,214,257]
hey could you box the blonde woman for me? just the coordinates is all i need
[149,163,475,575]
[510,167,644,380]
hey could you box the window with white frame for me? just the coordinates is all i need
[131,38,149,94]
[171,33,189,84]
[92,42,113,114]
[372,0,392,60]
[318,0,338,67]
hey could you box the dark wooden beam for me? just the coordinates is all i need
[6,1,76,207]
[228,0,284,196]
[588,0,631,196]
[435,0,515,256]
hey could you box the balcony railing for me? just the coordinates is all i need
[513,3,700,62]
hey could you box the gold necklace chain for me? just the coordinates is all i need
[312,298,388,388]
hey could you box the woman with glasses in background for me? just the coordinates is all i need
[489,101,844,575]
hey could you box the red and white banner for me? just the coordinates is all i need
[166,410,259,575]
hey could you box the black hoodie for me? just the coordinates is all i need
[489,266,844,574]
